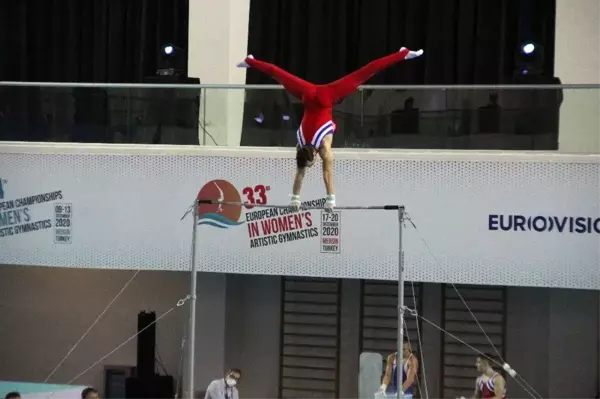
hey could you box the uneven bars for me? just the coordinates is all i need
[397,207,406,398]
[195,198,406,396]
[197,199,400,210]
[188,202,199,399]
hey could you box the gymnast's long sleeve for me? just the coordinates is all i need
[325,48,412,102]
[245,57,314,100]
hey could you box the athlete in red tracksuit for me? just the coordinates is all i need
[237,47,423,211]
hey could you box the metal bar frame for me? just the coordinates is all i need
[187,201,199,399]
[197,199,400,211]
[397,207,405,398]
[187,200,406,399]
[1,81,598,90]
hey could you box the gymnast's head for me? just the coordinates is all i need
[476,353,496,373]
[81,388,99,399]
[296,144,317,168]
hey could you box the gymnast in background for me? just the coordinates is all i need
[380,341,419,399]
[472,354,506,399]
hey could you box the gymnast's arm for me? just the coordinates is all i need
[319,137,335,196]
[380,353,394,391]
[292,164,306,197]
[402,356,418,392]
[325,48,415,102]
[491,375,505,399]
[244,56,314,100]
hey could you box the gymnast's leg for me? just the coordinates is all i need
[237,55,315,100]
[326,47,424,102]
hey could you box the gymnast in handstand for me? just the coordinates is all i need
[237,47,423,212]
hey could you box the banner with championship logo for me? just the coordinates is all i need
[196,179,338,252]
[0,144,598,289]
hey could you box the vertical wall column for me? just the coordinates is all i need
[554,0,600,153]
[225,274,282,398]
[547,288,599,398]
[188,0,250,146]
[505,287,550,398]
[419,283,442,399]
[506,287,599,398]
[339,279,362,398]
[191,273,227,395]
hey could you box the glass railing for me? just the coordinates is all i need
[0,83,598,152]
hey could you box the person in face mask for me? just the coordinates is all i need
[205,368,242,399]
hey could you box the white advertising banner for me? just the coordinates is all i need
[0,144,598,289]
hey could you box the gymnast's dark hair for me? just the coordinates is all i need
[5,392,20,399]
[81,387,98,399]
[296,144,315,168]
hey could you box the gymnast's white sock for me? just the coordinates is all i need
[236,54,254,68]
[400,47,424,59]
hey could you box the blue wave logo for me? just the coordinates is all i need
[198,212,245,229]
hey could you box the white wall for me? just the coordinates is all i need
[554,0,600,154]
[0,267,597,399]
[187,0,250,146]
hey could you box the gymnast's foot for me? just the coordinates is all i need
[236,55,254,68]
[400,47,424,59]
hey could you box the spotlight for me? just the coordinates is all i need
[157,44,185,76]
[162,44,183,57]
[514,42,544,77]
[521,43,535,55]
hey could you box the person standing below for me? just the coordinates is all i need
[204,368,241,399]
[475,355,506,399]
[379,341,419,398]
[472,354,506,399]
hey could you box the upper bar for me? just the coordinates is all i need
[0,81,598,90]
[197,199,401,210]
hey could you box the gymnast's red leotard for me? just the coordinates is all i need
[245,48,416,149]
[478,373,507,399]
